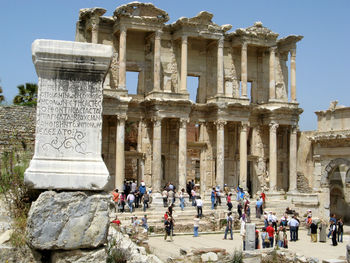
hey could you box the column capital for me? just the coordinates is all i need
[269,121,279,132]
[179,118,189,128]
[120,24,127,33]
[241,122,249,132]
[155,30,162,40]
[214,120,227,129]
[151,117,162,127]
[290,48,296,58]
[241,42,248,50]
[269,46,277,53]
[181,35,188,43]
[117,115,127,123]
[91,16,100,30]
[291,125,298,134]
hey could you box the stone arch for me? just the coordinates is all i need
[321,158,350,185]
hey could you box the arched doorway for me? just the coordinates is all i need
[324,159,350,223]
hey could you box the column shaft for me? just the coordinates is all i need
[269,122,278,191]
[115,117,126,191]
[118,27,127,90]
[239,123,248,190]
[217,37,224,95]
[289,125,298,192]
[153,31,161,91]
[152,118,162,192]
[269,47,276,100]
[199,122,207,197]
[290,49,297,102]
[216,120,226,188]
[178,119,188,191]
[241,43,248,97]
[180,35,188,93]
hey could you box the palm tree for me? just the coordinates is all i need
[13,83,38,106]
[0,85,4,103]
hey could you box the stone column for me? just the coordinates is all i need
[269,122,279,191]
[269,46,276,100]
[153,30,162,92]
[152,117,162,192]
[215,120,226,188]
[199,122,207,197]
[217,36,224,95]
[240,122,249,190]
[115,116,126,191]
[118,26,127,90]
[91,17,99,44]
[178,118,188,191]
[290,48,297,102]
[288,125,298,192]
[180,35,188,93]
[241,43,248,98]
[137,119,143,184]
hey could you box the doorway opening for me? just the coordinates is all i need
[126,71,139,95]
[187,76,199,103]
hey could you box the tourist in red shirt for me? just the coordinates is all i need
[266,223,275,247]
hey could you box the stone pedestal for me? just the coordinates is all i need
[24,39,112,190]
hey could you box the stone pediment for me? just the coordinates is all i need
[233,21,279,40]
[79,7,106,21]
[113,2,169,23]
[172,11,232,35]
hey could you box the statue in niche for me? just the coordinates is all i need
[275,82,286,100]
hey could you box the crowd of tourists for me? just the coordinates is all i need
[111,180,151,213]
[111,180,345,249]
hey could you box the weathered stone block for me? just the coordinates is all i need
[51,247,107,263]
[27,191,110,250]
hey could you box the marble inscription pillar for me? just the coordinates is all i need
[178,118,188,191]
[217,36,224,95]
[153,30,162,92]
[239,122,248,190]
[115,116,126,191]
[180,35,188,93]
[288,125,298,192]
[269,46,276,101]
[215,120,226,188]
[24,39,112,190]
[152,117,162,192]
[290,48,297,102]
[118,26,127,90]
[241,43,248,98]
[269,122,279,191]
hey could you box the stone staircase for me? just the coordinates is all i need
[110,194,306,233]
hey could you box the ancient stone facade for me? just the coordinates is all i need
[298,102,350,221]
[75,2,303,198]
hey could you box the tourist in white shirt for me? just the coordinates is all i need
[288,216,299,241]
[196,196,203,218]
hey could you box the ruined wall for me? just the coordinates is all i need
[0,106,36,155]
[297,131,315,191]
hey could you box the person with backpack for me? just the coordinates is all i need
[261,227,270,248]
[142,192,150,212]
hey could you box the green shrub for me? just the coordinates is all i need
[230,249,243,263]
[0,147,32,247]
[106,237,131,263]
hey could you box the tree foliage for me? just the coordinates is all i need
[0,85,4,103]
[13,83,38,106]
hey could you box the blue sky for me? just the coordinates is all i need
[1,0,349,131]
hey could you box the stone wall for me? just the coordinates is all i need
[0,105,36,155]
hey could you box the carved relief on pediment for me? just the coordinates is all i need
[114,2,169,23]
